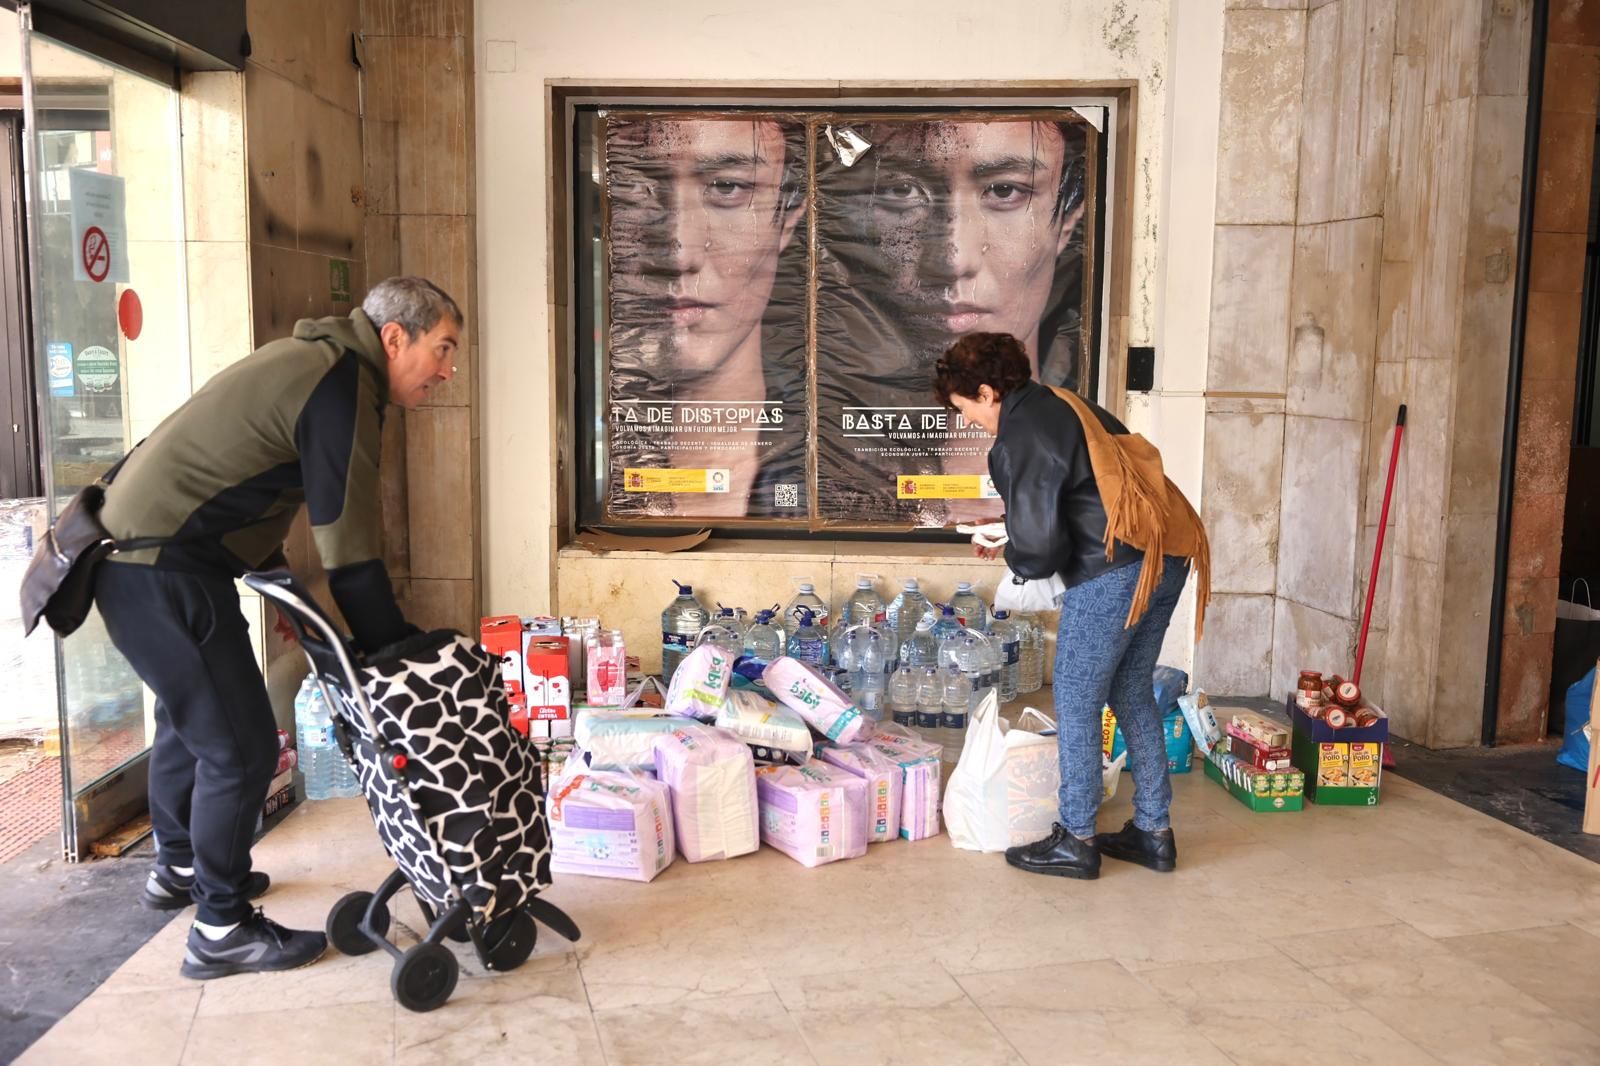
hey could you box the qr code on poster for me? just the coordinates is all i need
[775,484,800,509]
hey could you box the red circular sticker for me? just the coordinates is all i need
[118,288,143,341]
[81,225,109,282]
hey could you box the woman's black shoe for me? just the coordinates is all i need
[1004,824,1101,880]
[1097,820,1178,872]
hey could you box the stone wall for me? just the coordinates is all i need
[1197,0,1533,749]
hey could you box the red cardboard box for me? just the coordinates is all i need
[481,615,527,710]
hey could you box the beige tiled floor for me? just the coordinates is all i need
[19,772,1600,1066]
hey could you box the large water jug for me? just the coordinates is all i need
[950,582,989,632]
[885,579,932,640]
[661,580,710,684]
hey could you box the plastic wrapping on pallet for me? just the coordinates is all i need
[652,724,759,863]
[763,657,870,744]
[664,644,735,721]
[715,689,813,754]
[548,770,675,882]
[754,759,870,867]
[817,742,903,843]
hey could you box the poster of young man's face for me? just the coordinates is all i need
[599,110,1096,527]
[813,116,1094,525]
[604,115,810,521]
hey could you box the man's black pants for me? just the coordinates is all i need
[94,562,279,925]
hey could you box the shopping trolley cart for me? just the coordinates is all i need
[245,570,580,1012]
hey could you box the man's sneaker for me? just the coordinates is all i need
[142,865,271,911]
[179,909,327,980]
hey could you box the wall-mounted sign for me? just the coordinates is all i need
[68,169,128,285]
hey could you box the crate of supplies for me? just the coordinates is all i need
[1288,699,1387,806]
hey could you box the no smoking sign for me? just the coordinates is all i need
[81,225,109,283]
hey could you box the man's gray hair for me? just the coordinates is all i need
[362,276,463,339]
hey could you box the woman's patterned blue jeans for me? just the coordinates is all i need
[1052,556,1190,838]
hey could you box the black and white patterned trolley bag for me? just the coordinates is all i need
[245,570,579,1014]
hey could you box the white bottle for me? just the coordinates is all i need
[949,582,989,632]
[885,579,932,640]
[888,664,919,727]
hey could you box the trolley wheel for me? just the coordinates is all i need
[392,943,459,1013]
[483,909,537,972]
[327,891,389,956]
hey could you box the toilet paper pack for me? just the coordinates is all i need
[754,759,870,867]
[652,724,759,863]
[547,770,675,882]
[762,657,869,744]
[817,742,904,844]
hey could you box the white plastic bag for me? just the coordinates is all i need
[945,692,1059,852]
[946,697,1127,851]
[993,570,1066,614]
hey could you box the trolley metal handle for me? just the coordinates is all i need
[244,573,386,750]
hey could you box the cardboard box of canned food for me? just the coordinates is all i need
[1287,699,1386,806]
[1203,747,1305,812]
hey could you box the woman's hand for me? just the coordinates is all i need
[973,543,1003,562]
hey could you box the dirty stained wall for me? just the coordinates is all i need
[1196,0,1533,749]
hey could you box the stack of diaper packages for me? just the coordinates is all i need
[547,768,676,882]
[652,722,759,863]
[754,759,870,867]
[864,732,944,841]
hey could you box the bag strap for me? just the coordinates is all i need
[1574,578,1593,610]
[1016,707,1055,733]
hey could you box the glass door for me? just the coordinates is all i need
[18,3,192,857]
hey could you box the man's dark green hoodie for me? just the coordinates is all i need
[99,309,410,653]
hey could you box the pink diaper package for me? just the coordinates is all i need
[652,724,759,863]
[866,737,943,841]
[817,743,903,844]
[754,759,870,867]
[664,644,734,721]
[761,657,869,744]
[547,770,675,882]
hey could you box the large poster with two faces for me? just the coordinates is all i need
[604,111,1097,526]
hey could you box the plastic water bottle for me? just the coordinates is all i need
[1019,615,1045,694]
[900,613,939,669]
[886,579,932,640]
[787,608,829,667]
[950,582,989,632]
[857,630,887,718]
[743,609,785,666]
[889,664,919,727]
[783,581,830,633]
[990,611,1021,702]
[661,580,709,685]
[697,619,745,657]
[941,665,972,751]
[916,665,944,736]
[931,604,962,643]
[715,604,749,636]
[840,575,887,629]
[295,676,337,800]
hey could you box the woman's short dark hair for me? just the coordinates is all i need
[933,333,1033,408]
